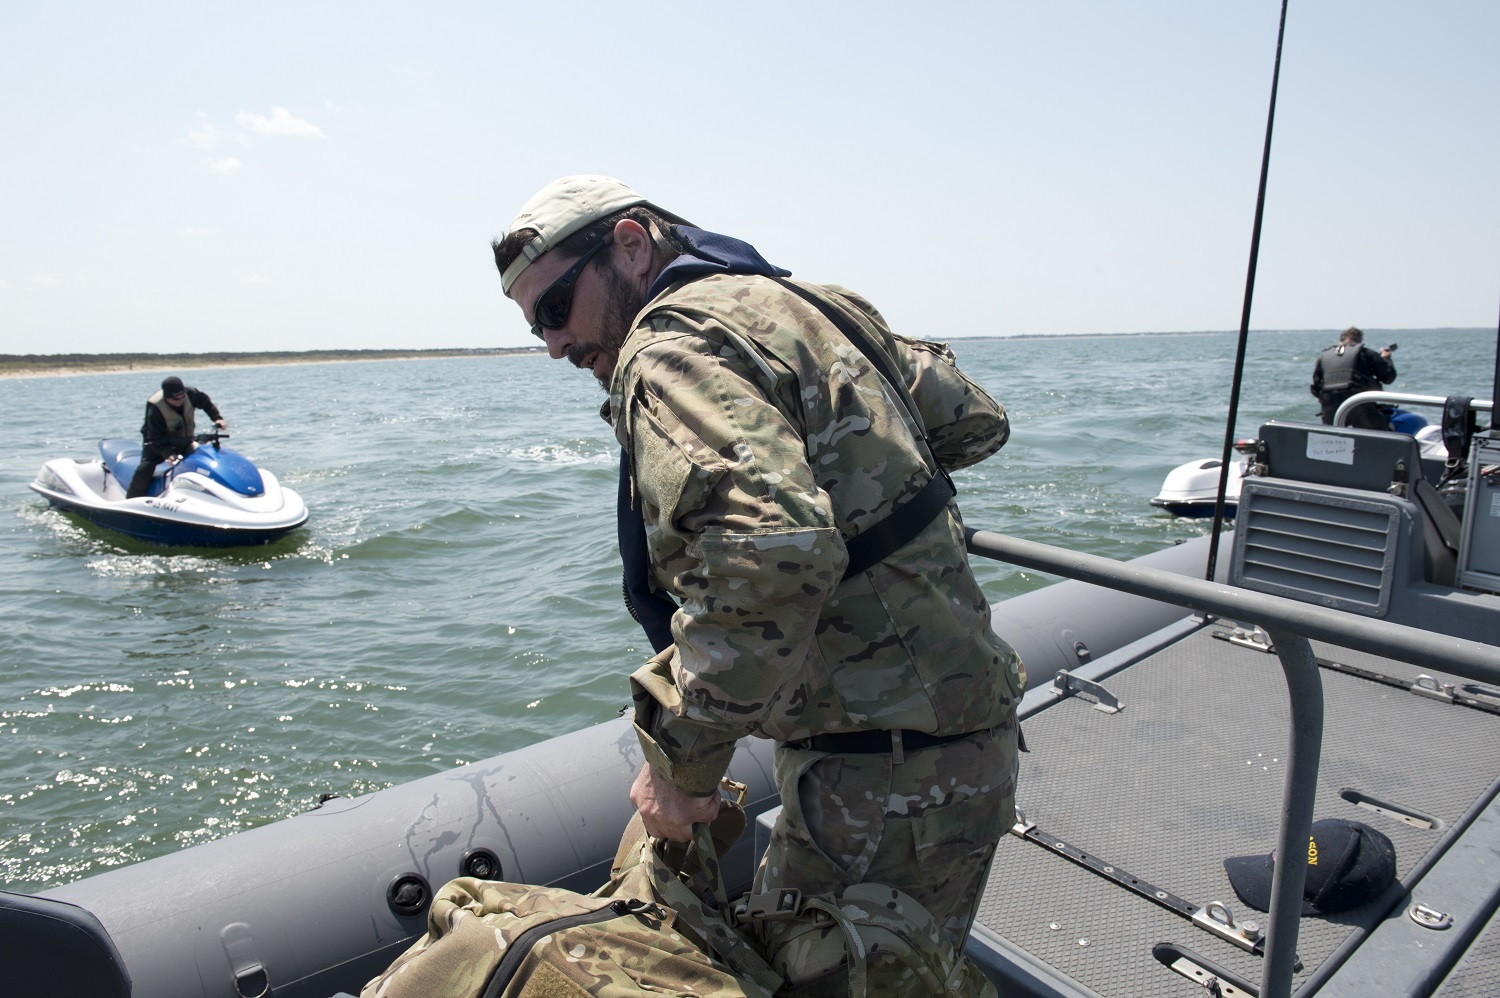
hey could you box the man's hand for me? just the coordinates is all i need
[629,762,720,842]
[214,418,228,429]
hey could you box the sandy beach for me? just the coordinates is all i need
[0,348,545,380]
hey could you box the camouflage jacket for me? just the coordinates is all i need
[607,274,1022,795]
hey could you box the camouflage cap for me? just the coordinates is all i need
[499,175,694,295]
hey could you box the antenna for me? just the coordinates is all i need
[1205,0,1291,583]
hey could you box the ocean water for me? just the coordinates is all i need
[2,328,1494,893]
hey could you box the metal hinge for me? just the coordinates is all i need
[1191,901,1265,954]
[1166,954,1258,996]
[1224,625,1274,653]
[1410,674,1456,703]
[1050,670,1124,713]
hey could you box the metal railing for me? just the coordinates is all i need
[1333,391,1493,427]
[964,527,1500,998]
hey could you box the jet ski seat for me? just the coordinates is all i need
[1,890,131,997]
[1229,422,1462,621]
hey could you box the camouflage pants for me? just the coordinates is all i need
[755,726,1018,950]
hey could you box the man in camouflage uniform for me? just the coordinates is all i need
[492,177,1022,975]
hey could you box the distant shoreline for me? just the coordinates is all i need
[956,326,1486,343]
[0,347,546,380]
[4,328,1484,379]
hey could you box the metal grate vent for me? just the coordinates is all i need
[1231,483,1401,616]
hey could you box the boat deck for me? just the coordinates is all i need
[969,623,1500,996]
[1435,906,1500,996]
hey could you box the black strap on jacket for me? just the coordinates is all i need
[769,277,957,580]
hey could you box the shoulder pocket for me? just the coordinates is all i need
[629,386,726,531]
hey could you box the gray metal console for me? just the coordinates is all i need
[1231,422,1497,643]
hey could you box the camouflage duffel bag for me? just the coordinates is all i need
[358,876,768,998]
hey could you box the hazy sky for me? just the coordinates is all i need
[2,1,1496,354]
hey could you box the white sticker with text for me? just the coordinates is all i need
[1305,433,1356,465]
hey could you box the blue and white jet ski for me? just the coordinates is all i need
[28,432,308,547]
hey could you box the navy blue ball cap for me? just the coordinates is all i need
[161,376,185,396]
[1224,818,1397,916]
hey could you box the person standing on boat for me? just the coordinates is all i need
[492,176,1022,967]
[125,376,228,498]
[1310,326,1397,428]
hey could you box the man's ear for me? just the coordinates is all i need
[611,218,655,285]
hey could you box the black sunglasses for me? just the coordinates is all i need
[529,239,609,339]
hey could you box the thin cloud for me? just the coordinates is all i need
[180,227,216,237]
[203,157,243,176]
[182,108,321,174]
[185,119,226,151]
[244,274,268,284]
[183,114,250,152]
[236,107,326,138]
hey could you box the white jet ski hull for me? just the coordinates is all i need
[29,442,308,547]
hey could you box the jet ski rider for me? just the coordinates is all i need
[125,375,229,498]
[1310,325,1397,428]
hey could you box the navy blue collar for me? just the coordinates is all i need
[646,226,790,301]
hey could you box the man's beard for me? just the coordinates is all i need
[567,263,647,391]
